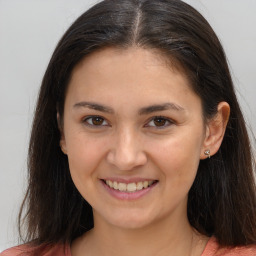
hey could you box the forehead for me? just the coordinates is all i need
[70,47,188,86]
[65,47,200,111]
[73,46,185,76]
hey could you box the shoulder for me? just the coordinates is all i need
[216,246,256,256]
[0,245,29,256]
[0,245,27,256]
[203,237,256,256]
[0,243,71,256]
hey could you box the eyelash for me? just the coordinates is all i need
[82,115,174,128]
[82,116,109,127]
[145,116,174,128]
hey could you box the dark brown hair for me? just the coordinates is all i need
[19,0,256,248]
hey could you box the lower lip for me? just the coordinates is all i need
[101,180,158,200]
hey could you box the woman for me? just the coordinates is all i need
[1,0,256,255]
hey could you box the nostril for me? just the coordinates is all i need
[106,148,147,171]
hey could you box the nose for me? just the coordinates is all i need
[106,127,147,171]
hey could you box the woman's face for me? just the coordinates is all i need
[61,47,208,230]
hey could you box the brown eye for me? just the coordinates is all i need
[146,116,173,128]
[92,116,104,125]
[84,116,108,126]
[153,117,167,127]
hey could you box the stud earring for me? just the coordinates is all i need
[204,149,211,159]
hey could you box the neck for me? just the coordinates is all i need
[72,209,207,256]
[94,221,193,256]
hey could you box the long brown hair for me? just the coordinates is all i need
[19,0,256,248]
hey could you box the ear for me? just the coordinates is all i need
[57,113,67,155]
[200,102,230,159]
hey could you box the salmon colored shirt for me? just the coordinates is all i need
[1,237,256,256]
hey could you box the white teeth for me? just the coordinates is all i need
[113,181,118,190]
[143,181,149,188]
[105,180,156,192]
[118,183,126,191]
[136,182,143,190]
[127,183,137,192]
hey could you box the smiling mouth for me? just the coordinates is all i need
[102,180,158,192]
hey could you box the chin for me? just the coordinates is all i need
[111,218,152,230]
[99,209,157,230]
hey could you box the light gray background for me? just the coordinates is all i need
[0,0,255,252]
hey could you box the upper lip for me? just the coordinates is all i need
[100,178,158,184]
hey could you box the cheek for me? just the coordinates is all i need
[65,133,107,183]
[149,133,202,184]
[65,135,108,205]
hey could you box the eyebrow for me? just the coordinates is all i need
[73,101,114,114]
[73,101,184,115]
[138,103,185,115]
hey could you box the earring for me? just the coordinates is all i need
[204,149,210,159]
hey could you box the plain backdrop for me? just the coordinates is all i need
[0,0,255,251]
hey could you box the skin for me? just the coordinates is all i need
[60,47,230,256]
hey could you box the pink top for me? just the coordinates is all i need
[1,237,256,256]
